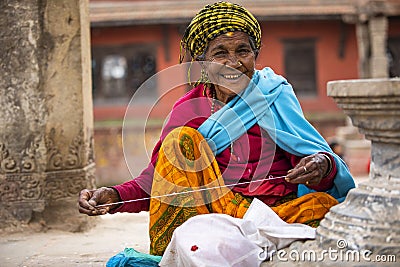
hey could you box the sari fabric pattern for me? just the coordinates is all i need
[149,127,338,255]
[149,126,250,255]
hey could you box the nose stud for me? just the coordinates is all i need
[237,61,242,66]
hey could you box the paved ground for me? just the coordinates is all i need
[0,177,371,267]
[0,212,150,267]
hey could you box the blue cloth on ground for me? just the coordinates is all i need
[198,67,355,202]
[106,248,162,267]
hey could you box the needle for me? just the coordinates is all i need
[95,175,287,208]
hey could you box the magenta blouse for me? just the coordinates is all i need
[111,85,336,213]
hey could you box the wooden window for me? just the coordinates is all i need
[283,38,317,97]
[388,36,400,78]
[91,44,157,104]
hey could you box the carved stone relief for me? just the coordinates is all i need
[44,163,95,201]
[0,143,19,173]
[0,173,45,226]
[45,127,94,171]
[0,126,95,230]
[0,174,43,202]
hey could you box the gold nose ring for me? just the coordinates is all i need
[238,61,242,66]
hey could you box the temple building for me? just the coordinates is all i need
[89,0,400,184]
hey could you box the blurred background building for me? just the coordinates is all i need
[88,0,400,185]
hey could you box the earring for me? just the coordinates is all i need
[194,67,211,87]
[201,68,210,83]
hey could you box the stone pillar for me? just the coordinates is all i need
[356,22,370,78]
[369,16,388,78]
[316,79,400,256]
[0,0,95,232]
[354,13,388,79]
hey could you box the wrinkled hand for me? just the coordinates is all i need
[78,187,120,216]
[285,153,329,186]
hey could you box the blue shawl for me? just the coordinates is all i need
[198,67,355,202]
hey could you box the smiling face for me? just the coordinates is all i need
[203,31,256,103]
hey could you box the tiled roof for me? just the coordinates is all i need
[89,0,400,26]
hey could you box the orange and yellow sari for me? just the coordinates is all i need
[149,126,337,255]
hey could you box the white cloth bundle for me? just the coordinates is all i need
[159,198,316,267]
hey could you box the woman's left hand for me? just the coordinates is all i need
[285,153,330,186]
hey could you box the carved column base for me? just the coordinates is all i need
[40,163,97,232]
[316,179,400,255]
[0,164,96,232]
[315,78,400,256]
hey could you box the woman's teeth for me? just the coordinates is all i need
[222,74,241,79]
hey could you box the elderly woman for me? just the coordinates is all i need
[79,1,355,259]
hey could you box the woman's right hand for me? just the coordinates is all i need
[78,187,121,216]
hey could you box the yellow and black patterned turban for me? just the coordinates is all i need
[180,1,261,62]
